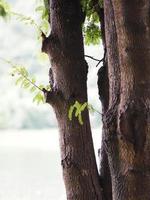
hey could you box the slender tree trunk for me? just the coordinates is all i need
[104,0,150,199]
[98,58,112,200]
[42,0,103,199]
[95,2,112,199]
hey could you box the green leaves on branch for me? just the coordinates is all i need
[68,101,97,125]
[5,60,50,104]
[1,0,50,38]
[33,92,44,104]
[35,0,50,37]
[12,12,38,27]
[81,0,102,45]
[84,23,101,45]
[35,0,49,21]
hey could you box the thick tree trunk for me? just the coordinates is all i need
[104,0,150,199]
[42,0,103,199]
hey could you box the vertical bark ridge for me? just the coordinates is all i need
[93,1,113,199]
[103,0,122,200]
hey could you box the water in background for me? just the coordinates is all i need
[0,129,101,200]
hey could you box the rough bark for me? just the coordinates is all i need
[104,0,150,199]
[42,0,103,199]
[98,57,112,200]
[95,2,112,199]
[97,30,112,200]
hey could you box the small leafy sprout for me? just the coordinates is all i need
[68,101,102,125]
[1,59,50,104]
[68,101,87,125]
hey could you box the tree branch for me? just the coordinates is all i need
[85,55,104,67]
[85,55,103,62]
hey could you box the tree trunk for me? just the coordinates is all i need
[96,3,112,199]
[104,0,150,199]
[41,0,150,199]
[42,0,103,199]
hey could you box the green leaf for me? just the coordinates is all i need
[78,113,83,125]
[23,81,30,89]
[35,5,45,12]
[80,102,88,111]
[21,79,28,88]
[68,105,75,121]
[30,86,37,93]
[15,76,23,85]
[33,92,45,104]
[68,101,87,125]
[81,0,102,46]
[74,101,82,117]
[31,78,36,84]
[40,19,50,36]
[84,23,101,45]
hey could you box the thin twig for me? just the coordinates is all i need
[92,107,102,115]
[96,60,102,67]
[85,55,104,67]
[85,55,102,62]
[21,73,43,92]
[95,110,102,115]
[0,57,43,92]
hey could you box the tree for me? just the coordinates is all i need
[41,1,108,199]
[103,1,150,199]
[1,0,150,199]
[42,1,103,199]
[42,1,150,199]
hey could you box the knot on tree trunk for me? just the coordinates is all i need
[118,100,147,153]
[43,88,64,106]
